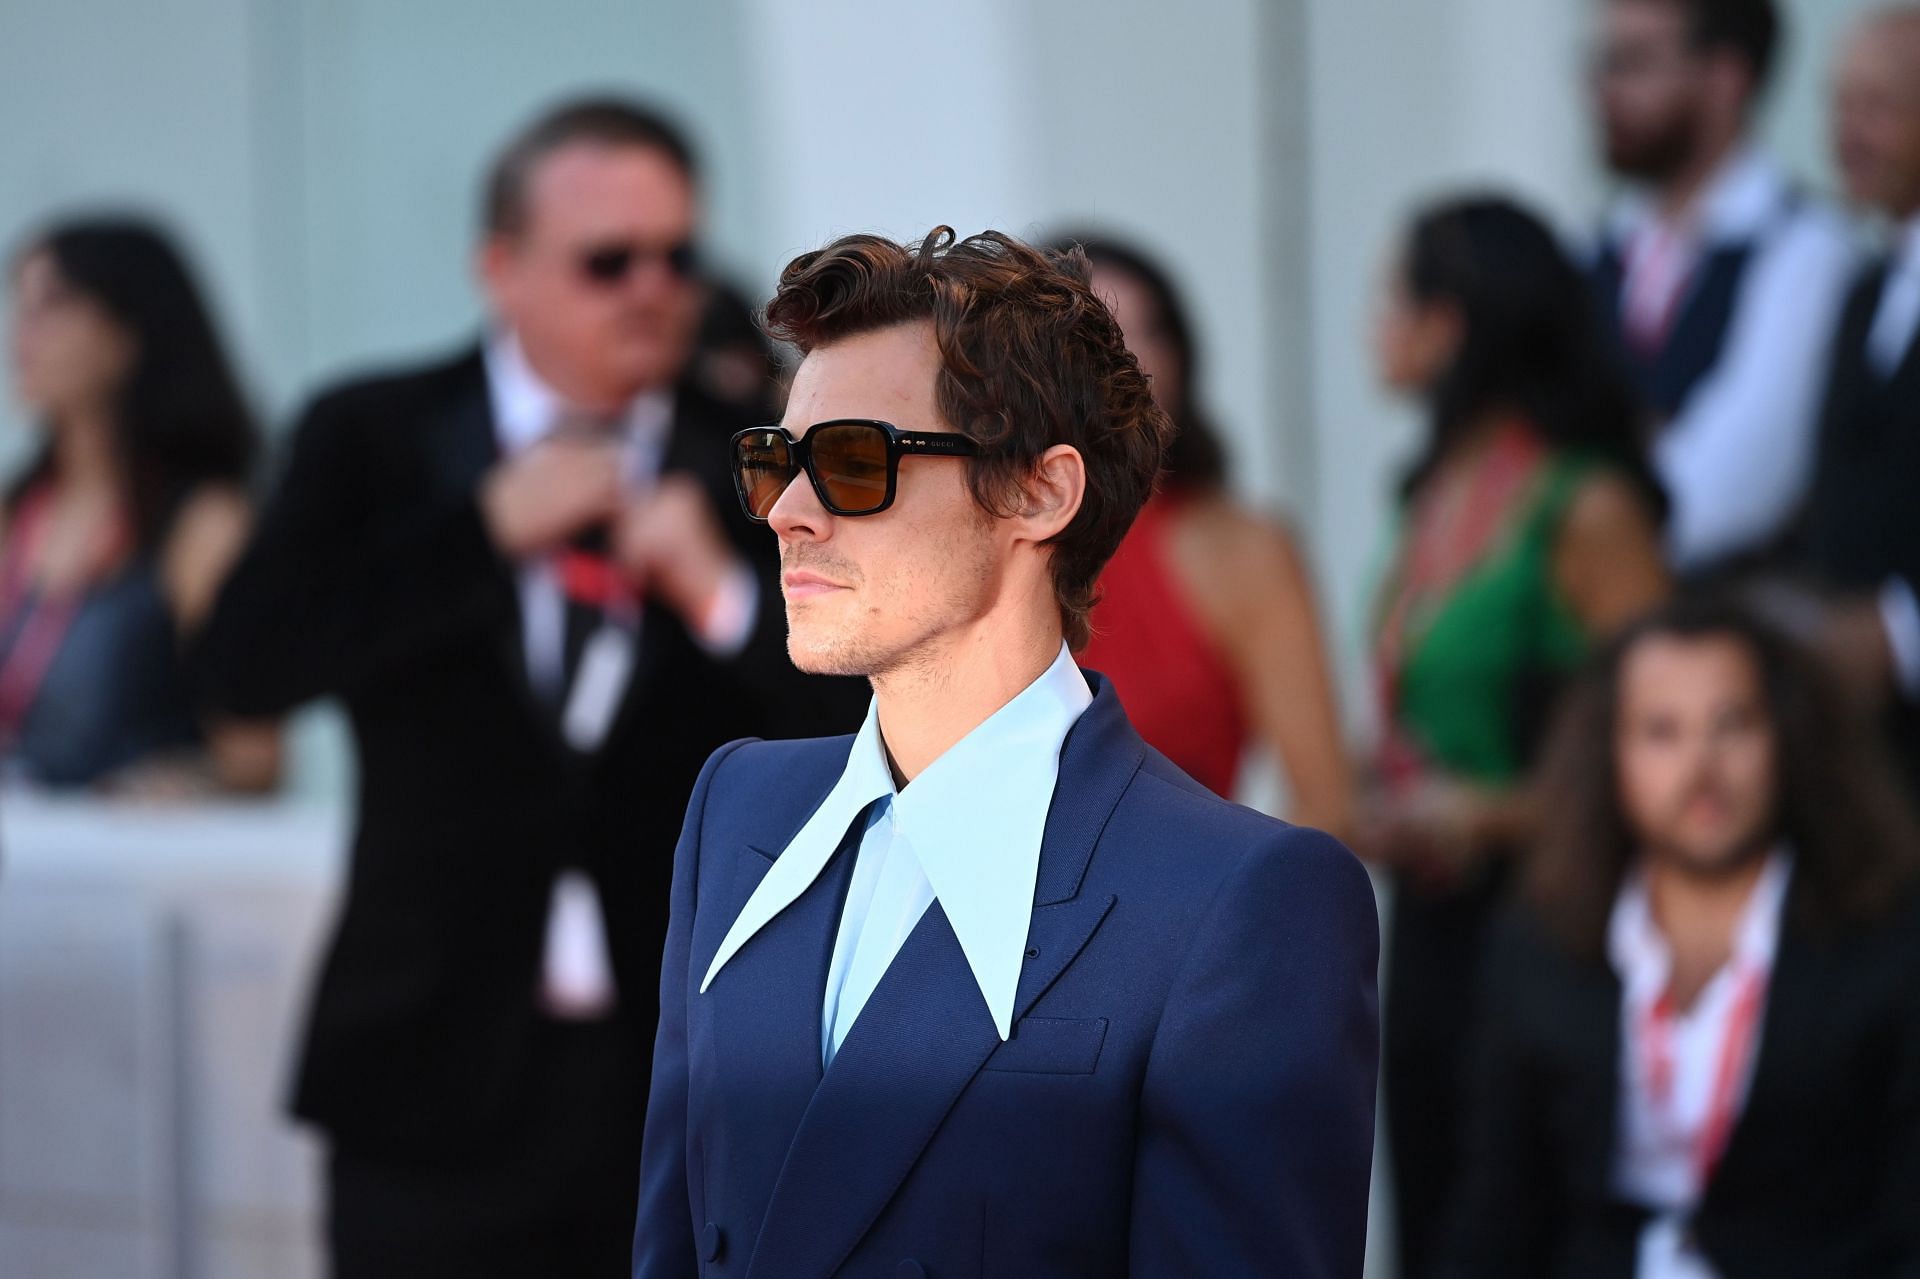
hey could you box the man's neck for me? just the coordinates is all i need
[1651,132,1743,223]
[500,329,654,418]
[871,613,1065,784]
[1644,842,1773,1010]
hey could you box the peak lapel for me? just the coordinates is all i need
[742,891,1115,1279]
[740,676,1143,1279]
[425,357,568,748]
[743,903,995,1279]
[703,836,859,1106]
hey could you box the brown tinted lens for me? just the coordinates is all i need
[810,424,892,513]
[735,430,795,518]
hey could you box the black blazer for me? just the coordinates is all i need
[1805,262,1920,774]
[1440,883,1920,1279]
[195,347,864,1160]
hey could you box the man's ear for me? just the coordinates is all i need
[1014,444,1087,544]
[477,234,518,316]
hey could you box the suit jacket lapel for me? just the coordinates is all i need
[1834,263,1920,437]
[424,349,501,494]
[706,839,859,1145]
[742,894,1116,1279]
[694,746,868,1203]
[421,349,571,749]
[1703,913,1822,1207]
[741,678,1143,1279]
[1845,258,1920,395]
[1880,307,1920,405]
[1567,960,1626,1209]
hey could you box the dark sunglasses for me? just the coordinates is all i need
[729,419,979,521]
[578,239,699,287]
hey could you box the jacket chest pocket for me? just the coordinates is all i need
[981,1016,1108,1075]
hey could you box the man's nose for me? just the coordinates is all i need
[768,470,828,542]
[626,253,689,301]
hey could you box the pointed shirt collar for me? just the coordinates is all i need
[701,642,1094,1039]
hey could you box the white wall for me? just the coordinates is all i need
[734,0,1287,502]
[280,0,770,390]
[0,0,268,474]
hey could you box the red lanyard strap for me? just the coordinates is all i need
[1638,963,1769,1187]
[0,490,83,737]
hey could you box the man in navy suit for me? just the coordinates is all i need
[633,227,1380,1277]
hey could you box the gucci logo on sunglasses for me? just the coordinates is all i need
[730,420,980,521]
[578,239,700,286]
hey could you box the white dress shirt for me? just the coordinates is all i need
[1604,149,1859,571]
[482,331,755,1017]
[485,332,671,694]
[702,643,1093,1067]
[1608,851,1792,1279]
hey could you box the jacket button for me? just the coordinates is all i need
[700,1222,724,1262]
[895,1262,926,1279]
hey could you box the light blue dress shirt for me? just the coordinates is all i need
[701,643,1093,1066]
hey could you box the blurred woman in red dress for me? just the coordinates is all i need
[1073,235,1352,839]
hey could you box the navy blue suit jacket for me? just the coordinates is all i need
[633,674,1380,1277]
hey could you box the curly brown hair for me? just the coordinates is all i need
[1527,594,1920,958]
[763,226,1172,650]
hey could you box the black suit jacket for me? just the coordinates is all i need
[195,347,864,1160]
[1805,262,1920,773]
[1440,884,1920,1279]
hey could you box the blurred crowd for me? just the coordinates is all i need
[5,0,1919,1276]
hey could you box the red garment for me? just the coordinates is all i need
[1080,493,1247,796]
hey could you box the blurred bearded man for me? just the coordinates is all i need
[1587,0,1855,576]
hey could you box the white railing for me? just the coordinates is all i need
[0,794,346,1279]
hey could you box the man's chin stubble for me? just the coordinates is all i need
[785,626,874,679]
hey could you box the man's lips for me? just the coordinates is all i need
[782,570,849,599]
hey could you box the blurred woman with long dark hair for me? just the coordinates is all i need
[2,216,278,790]
[1069,234,1353,838]
[1364,195,1670,1276]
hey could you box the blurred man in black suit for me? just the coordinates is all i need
[1801,7,1920,783]
[1444,598,1920,1277]
[196,98,861,1278]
